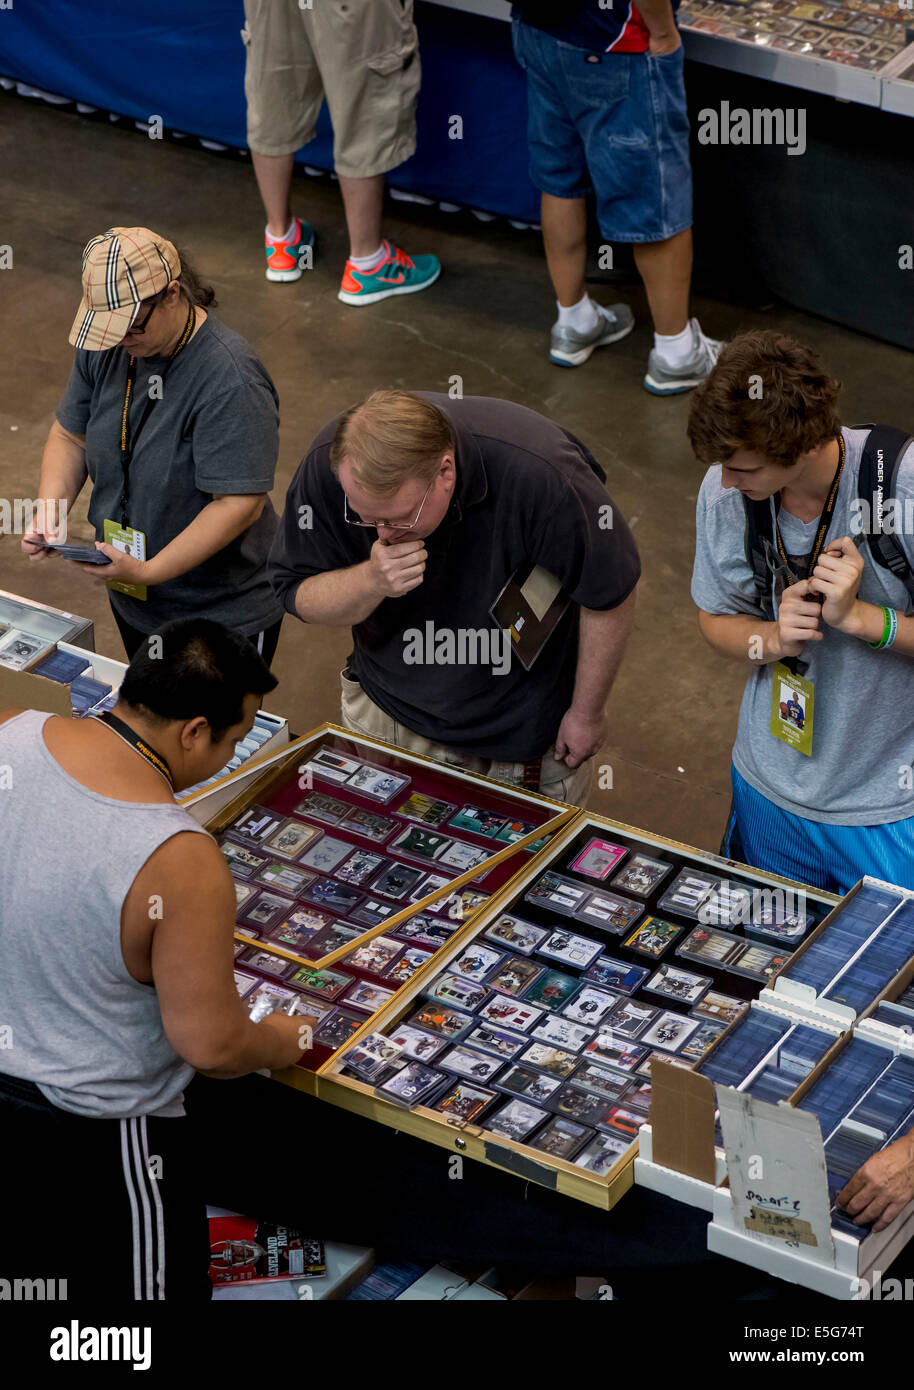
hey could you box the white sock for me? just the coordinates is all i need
[654,321,694,368]
[349,244,387,272]
[557,295,601,334]
[265,216,298,244]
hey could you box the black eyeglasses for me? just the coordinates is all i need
[129,289,167,335]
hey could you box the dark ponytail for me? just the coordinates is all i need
[175,250,218,309]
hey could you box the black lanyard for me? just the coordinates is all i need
[772,434,845,585]
[119,303,195,528]
[92,710,175,790]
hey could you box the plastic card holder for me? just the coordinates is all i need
[796,1037,893,1140]
[698,1008,792,1088]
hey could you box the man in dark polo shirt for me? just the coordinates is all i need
[268,390,639,804]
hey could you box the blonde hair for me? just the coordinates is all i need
[330,390,454,499]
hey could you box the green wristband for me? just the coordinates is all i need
[869,606,891,650]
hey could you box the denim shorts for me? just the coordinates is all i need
[511,18,692,244]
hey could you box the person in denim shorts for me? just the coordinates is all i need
[511,0,720,394]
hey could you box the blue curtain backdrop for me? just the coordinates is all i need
[0,0,540,221]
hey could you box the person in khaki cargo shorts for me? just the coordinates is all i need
[242,0,441,305]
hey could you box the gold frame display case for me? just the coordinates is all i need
[318,810,839,1211]
[205,723,575,1098]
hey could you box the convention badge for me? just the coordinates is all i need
[769,662,814,755]
[103,519,147,599]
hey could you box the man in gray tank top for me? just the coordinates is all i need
[0,618,313,1302]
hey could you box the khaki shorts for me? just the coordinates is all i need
[242,0,420,178]
[339,670,594,809]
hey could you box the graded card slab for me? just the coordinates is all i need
[395,792,455,827]
[390,825,452,862]
[243,890,296,930]
[345,1031,405,1081]
[241,946,296,979]
[561,985,618,1026]
[378,1061,444,1108]
[299,835,353,874]
[701,881,754,928]
[439,1045,504,1082]
[641,1011,699,1052]
[221,838,270,878]
[341,806,396,843]
[540,929,603,970]
[517,1043,578,1079]
[434,1081,497,1125]
[525,870,589,916]
[231,806,281,842]
[483,913,549,956]
[571,1063,634,1101]
[610,853,673,898]
[624,916,683,958]
[386,947,433,983]
[234,969,258,999]
[645,963,711,1005]
[523,969,578,1013]
[346,763,410,802]
[552,1084,617,1127]
[568,837,628,880]
[264,819,323,860]
[294,791,349,825]
[371,860,426,899]
[497,1065,562,1104]
[677,925,746,968]
[388,1021,446,1061]
[584,955,649,995]
[496,818,548,851]
[583,1035,649,1074]
[485,1098,548,1142]
[463,1023,528,1061]
[658,869,721,919]
[531,1015,593,1051]
[528,1117,593,1161]
[429,887,490,923]
[349,897,398,928]
[438,840,490,873]
[477,995,544,1033]
[291,965,353,1000]
[303,747,362,783]
[487,955,543,997]
[425,973,488,1011]
[731,942,789,982]
[574,1133,630,1174]
[254,860,315,898]
[451,944,504,983]
[690,990,748,1025]
[449,805,509,838]
[596,1105,645,1142]
[302,921,362,958]
[604,998,659,1040]
[346,934,402,975]
[574,889,643,935]
[681,1019,727,1060]
[301,877,363,914]
[344,980,397,1015]
[335,849,386,887]
[407,1002,474,1040]
[315,1010,362,1051]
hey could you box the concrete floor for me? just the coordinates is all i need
[1,90,911,852]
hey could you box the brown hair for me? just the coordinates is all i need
[687,330,842,469]
[174,248,217,309]
[330,390,455,499]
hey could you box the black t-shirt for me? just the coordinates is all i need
[268,394,640,760]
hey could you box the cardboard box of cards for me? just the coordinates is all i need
[205,723,573,1096]
[318,811,835,1209]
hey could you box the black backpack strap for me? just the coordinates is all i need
[856,424,914,604]
[743,494,777,620]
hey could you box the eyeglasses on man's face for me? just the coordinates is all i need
[343,475,436,532]
[129,288,168,335]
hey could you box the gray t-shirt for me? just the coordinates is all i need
[56,314,283,636]
[691,426,914,825]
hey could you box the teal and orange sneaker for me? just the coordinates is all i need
[337,240,441,306]
[264,216,315,283]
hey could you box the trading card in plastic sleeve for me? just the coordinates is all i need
[483,912,549,956]
[644,963,712,1005]
[378,1061,445,1109]
[434,1080,497,1125]
[344,1030,405,1081]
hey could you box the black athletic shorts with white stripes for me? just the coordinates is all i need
[0,1071,212,1302]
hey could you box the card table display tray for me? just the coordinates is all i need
[206,724,573,1094]
[317,810,835,1210]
